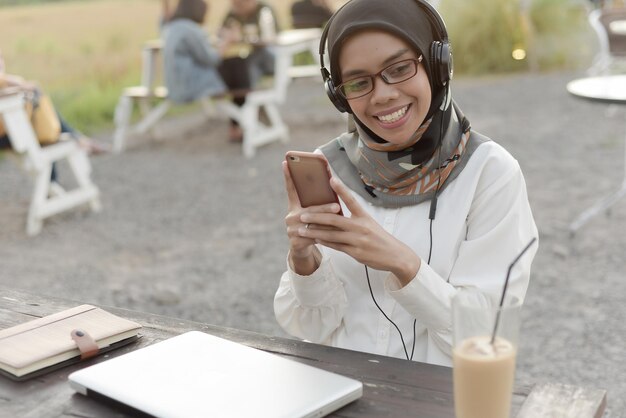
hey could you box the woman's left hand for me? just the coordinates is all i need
[299,177,421,286]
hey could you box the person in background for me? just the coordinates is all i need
[290,0,333,29]
[161,0,230,104]
[274,0,538,366]
[220,0,278,140]
[0,50,108,165]
[161,0,250,142]
[218,0,279,141]
[221,0,279,86]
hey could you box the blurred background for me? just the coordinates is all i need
[0,0,596,135]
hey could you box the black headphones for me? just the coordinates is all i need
[319,0,453,113]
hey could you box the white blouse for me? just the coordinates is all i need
[274,140,538,366]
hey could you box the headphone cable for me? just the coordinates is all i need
[365,265,416,361]
[365,84,448,362]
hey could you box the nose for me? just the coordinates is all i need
[369,75,399,104]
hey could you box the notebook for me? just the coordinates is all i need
[68,331,363,418]
[0,305,141,381]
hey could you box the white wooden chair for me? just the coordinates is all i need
[0,91,101,236]
[113,85,289,159]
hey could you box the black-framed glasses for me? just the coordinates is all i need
[336,56,423,100]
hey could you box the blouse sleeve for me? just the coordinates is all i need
[386,152,538,357]
[274,247,348,343]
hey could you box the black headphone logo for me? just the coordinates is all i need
[319,0,453,114]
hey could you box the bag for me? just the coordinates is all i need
[26,90,62,145]
[0,88,61,145]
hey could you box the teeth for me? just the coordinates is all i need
[377,106,408,123]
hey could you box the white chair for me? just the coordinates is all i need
[588,7,626,74]
[112,39,292,158]
[0,91,101,236]
[113,86,289,159]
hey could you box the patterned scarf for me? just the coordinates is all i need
[349,117,470,196]
[322,100,483,208]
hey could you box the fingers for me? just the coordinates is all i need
[309,229,356,247]
[330,177,364,216]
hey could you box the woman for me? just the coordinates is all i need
[218,0,279,141]
[161,0,251,141]
[274,0,538,366]
[161,0,229,104]
[221,0,279,86]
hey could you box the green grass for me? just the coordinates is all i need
[440,0,594,75]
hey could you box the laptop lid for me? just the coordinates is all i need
[68,331,363,418]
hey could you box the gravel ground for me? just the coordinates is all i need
[1,71,625,416]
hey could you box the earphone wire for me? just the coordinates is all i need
[365,82,447,362]
[364,265,415,361]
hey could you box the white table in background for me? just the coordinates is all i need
[566,75,626,233]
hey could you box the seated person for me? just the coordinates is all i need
[219,0,280,141]
[0,51,107,161]
[161,0,230,103]
[291,0,333,29]
[161,0,251,142]
[220,0,280,86]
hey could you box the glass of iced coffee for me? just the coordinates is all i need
[452,290,521,418]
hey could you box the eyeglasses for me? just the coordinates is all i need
[336,56,423,100]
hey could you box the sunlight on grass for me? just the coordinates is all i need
[440,0,594,75]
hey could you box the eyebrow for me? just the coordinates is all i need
[341,48,411,79]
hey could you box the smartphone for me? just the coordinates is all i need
[285,151,343,214]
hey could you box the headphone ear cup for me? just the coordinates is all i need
[325,78,350,113]
[439,41,453,84]
[430,40,453,87]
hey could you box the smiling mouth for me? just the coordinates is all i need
[376,105,410,124]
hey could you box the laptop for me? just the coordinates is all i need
[68,331,363,418]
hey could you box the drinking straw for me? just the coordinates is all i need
[490,237,537,345]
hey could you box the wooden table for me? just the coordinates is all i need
[0,287,607,418]
[567,75,626,233]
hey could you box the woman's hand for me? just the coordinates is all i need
[299,177,421,287]
[283,161,341,275]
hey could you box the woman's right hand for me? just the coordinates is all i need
[282,161,339,275]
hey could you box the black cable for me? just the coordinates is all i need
[365,81,449,362]
[427,218,435,265]
[365,265,415,361]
